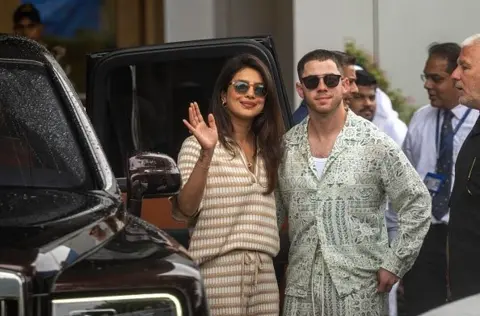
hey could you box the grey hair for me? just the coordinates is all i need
[461,34,480,47]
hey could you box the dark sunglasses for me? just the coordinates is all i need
[301,74,342,90]
[230,80,267,97]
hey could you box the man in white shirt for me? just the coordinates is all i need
[353,65,408,146]
[350,69,406,146]
[373,88,408,144]
[399,42,479,315]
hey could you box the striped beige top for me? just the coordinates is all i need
[174,136,280,266]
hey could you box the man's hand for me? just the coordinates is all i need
[377,268,400,293]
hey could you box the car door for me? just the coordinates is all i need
[85,36,292,284]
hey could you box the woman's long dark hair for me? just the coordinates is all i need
[209,54,285,194]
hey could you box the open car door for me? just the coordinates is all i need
[85,36,292,289]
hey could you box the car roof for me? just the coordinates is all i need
[0,34,51,63]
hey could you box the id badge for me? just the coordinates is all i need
[424,172,446,194]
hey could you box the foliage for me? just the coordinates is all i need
[345,41,416,124]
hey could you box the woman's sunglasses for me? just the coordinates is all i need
[230,80,267,97]
[301,74,342,90]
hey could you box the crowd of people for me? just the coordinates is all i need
[172,37,480,316]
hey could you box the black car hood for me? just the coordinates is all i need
[52,215,208,314]
[0,189,121,290]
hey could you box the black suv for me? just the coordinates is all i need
[0,35,209,315]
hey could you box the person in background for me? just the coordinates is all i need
[354,65,408,145]
[292,51,358,124]
[12,3,71,77]
[171,54,285,316]
[398,42,478,315]
[276,49,431,315]
[448,33,480,302]
[350,69,406,146]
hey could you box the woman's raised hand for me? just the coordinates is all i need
[182,102,218,150]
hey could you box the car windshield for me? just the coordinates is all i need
[0,60,92,189]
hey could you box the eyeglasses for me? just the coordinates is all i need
[421,73,448,84]
[230,80,267,97]
[301,74,342,90]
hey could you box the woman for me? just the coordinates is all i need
[172,54,285,316]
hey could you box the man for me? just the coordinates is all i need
[448,34,480,302]
[292,51,358,124]
[13,3,71,76]
[350,69,406,146]
[353,65,408,146]
[13,3,43,42]
[399,42,479,315]
[276,49,431,315]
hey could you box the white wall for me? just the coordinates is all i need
[378,0,480,106]
[163,0,217,42]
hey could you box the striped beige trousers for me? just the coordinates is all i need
[200,250,280,316]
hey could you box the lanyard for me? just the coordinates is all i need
[435,108,472,159]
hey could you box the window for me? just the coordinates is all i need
[0,61,92,189]
[104,56,228,177]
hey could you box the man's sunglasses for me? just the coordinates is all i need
[230,80,267,97]
[301,74,342,90]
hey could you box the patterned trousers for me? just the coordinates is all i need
[283,248,388,316]
[200,250,280,316]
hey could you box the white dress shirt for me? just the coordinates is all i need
[375,115,408,146]
[373,88,408,146]
[388,104,479,229]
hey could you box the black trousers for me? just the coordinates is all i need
[402,224,448,316]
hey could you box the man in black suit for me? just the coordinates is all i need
[449,33,480,301]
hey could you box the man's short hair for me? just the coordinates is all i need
[297,49,343,79]
[332,51,356,67]
[461,34,480,48]
[13,3,42,25]
[427,42,461,74]
[355,70,377,87]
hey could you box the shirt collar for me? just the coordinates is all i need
[450,104,470,120]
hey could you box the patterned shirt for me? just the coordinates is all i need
[173,136,280,266]
[276,110,431,298]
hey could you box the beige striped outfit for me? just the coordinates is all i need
[174,136,280,316]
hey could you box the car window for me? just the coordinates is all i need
[104,57,228,177]
[0,61,92,189]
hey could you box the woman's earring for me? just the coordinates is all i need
[222,100,227,107]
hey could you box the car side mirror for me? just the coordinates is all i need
[126,152,181,216]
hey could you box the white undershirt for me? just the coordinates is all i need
[313,157,328,177]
